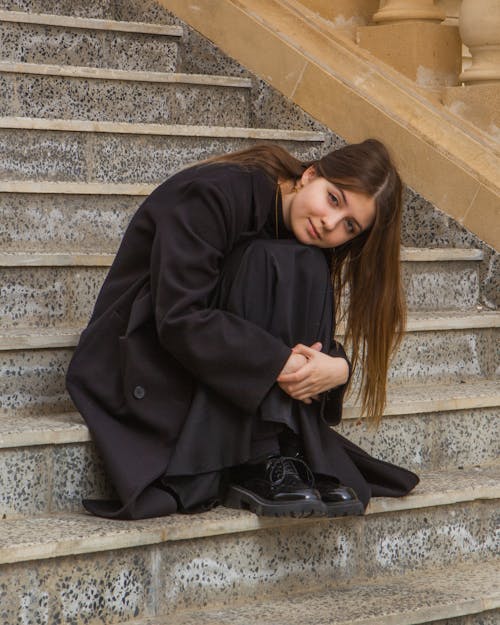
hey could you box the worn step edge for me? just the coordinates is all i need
[0,61,252,87]
[0,249,484,265]
[0,465,498,565]
[1,311,498,350]
[121,561,500,625]
[0,116,325,140]
[0,9,183,36]
[1,379,498,447]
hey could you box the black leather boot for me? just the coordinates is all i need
[224,456,327,517]
[314,475,365,517]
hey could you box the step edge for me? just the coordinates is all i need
[0,468,498,565]
[0,9,184,36]
[400,247,484,261]
[0,249,484,264]
[1,313,498,350]
[125,598,500,625]
[0,61,253,87]
[0,116,325,140]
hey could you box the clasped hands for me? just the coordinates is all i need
[277,342,349,405]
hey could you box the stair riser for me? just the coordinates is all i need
[388,329,498,385]
[0,500,496,624]
[338,407,499,473]
[402,262,480,311]
[0,75,251,125]
[0,347,73,415]
[0,22,179,72]
[0,193,140,253]
[0,129,326,183]
[1,407,498,518]
[0,0,176,24]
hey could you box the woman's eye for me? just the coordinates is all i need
[345,219,355,233]
[328,193,339,206]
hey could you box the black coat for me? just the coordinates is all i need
[67,164,353,519]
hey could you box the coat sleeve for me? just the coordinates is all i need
[148,175,292,416]
[320,340,352,426]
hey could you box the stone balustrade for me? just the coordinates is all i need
[459,0,500,84]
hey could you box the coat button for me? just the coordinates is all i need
[133,385,145,400]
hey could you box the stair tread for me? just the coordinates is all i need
[0,247,485,264]
[0,60,252,87]
[123,560,500,625]
[0,116,325,140]
[0,464,498,565]
[0,9,183,36]
[0,379,498,449]
[0,310,497,351]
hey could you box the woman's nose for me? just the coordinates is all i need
[321,212,340,230]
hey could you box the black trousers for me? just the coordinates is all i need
[161,239,419,512]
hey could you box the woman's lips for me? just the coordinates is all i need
[307,219,320,239]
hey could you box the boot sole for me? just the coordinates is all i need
[224,485,327,518]
[325,500,365,518]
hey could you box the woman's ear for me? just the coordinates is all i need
[301,165,317,186]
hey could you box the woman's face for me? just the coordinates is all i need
[282,167,376,248]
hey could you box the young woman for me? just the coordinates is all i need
[66,139,419,520]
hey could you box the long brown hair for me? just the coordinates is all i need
[206,141,405,425]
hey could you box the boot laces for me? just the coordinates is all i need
[267,456,314,487]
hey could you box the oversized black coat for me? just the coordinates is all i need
[67,164,341,517]
[67,163,418,519]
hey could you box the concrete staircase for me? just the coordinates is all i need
[0,2,498,624]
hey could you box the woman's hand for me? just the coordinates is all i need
[277,342,349,404]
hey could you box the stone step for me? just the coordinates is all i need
[0,465,498,622]
[0,168,487,269]
[0,0,177,24]
[0,379,498,517]
[0,10,182,72]
[0,311,497,397]
[120,562,500,625]
[0,251,484,327]
[0,118,325,184]
[1,310,498,343]
[0,62,252,125]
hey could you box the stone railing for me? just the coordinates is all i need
[302,0,500,89]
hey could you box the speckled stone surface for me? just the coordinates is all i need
[0,404,497,515]
[0,73,251,126]
[338,407,500,471]
[90,134,324,184]
[361,501,497,577]
[0,445,51,516]
[0,128,87,182]
[129,562,500,625]
[0,129,324,184]
[0,347,72,414]
[0,500,497,622]
[0,22,179,72]
[1,466,497,563]
[0,0,178,24]
[388,328,498,384]
[402,261,480,311]
[0,266,106,327]
[402,187,499,310]
[430,407,500,469]
[1,547,155,625]
[0,192,139,253]
[51,442,113,513]
[158,519,360,613]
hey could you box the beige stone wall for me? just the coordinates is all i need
[159,0,499,250]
